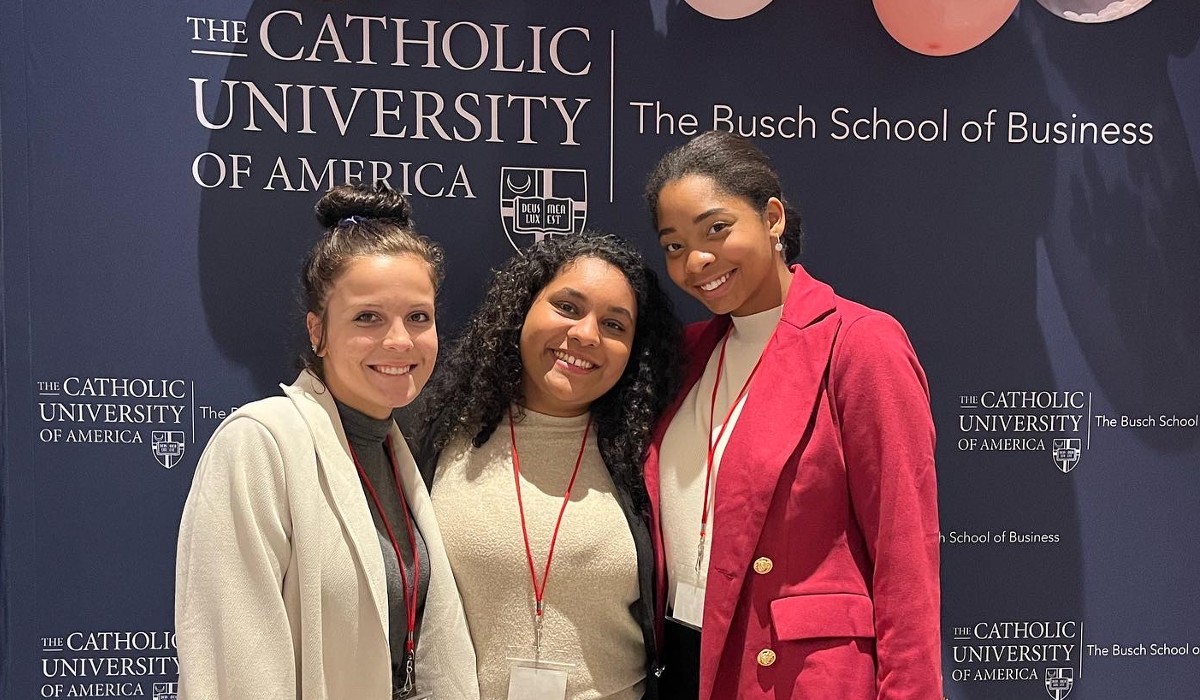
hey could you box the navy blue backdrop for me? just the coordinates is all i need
[3,1,1198,698]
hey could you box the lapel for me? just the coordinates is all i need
[282,371,389,639]
[699,267,841,698]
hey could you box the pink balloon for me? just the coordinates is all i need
[874,0,1019,56]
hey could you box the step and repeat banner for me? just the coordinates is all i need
[2,1,1197,698]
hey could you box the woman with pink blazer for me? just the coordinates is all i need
[643,131,941,700]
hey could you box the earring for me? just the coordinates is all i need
[311,344,318,354]
[773,238,784,253]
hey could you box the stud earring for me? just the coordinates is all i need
[311,344,318,354]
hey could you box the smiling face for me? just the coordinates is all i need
[655,174,790,316]
[307,254,437,419]
[518,256,637,417]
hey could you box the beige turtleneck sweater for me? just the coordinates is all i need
[432,408,644,700]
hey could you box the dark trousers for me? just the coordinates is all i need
[659,619,701,700]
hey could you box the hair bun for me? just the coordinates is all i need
[314,182,412,229]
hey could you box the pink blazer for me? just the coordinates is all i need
[645,265,942,700]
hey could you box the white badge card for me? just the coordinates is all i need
[506,657,574,700]
[400,691,432,700]
[669,579,705,630]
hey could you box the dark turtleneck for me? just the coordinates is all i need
[336,401,430,697]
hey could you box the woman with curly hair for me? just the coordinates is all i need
[418,232,680,700]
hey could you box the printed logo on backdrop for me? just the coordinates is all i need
[1051,439,1081,473]
[500,167,588,251]
[152,431,187,469]
[956,391,1091,472]
[948,620,1080,690]
[35,377,195,469]
[39,630,178,698]
[187,12,598,195]
[1045,668,1074,700]
[955,389,1199,472]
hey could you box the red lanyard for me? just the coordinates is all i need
[350,435,421,687]
[696,331,767,574]
[509,406,592,652]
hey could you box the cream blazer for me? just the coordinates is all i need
[175,371,479,700]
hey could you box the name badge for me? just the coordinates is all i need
[506,657,574,700]
[669,579,705,630]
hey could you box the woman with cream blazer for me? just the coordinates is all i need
[175,371,480,700]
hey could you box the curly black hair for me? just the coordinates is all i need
[420,232,681,512]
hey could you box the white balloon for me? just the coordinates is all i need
[684,0,774,21]
[1036,0,1154,23]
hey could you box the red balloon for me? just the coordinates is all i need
[874,0,1019,56]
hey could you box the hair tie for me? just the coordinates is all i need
[339,215,364,227]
